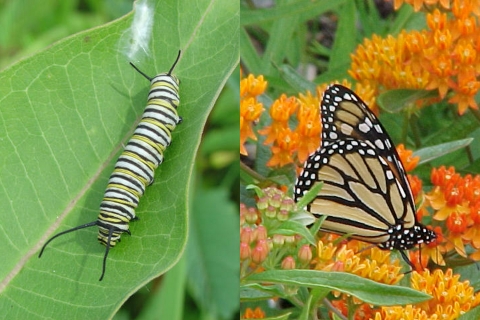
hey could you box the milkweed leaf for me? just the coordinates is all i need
[0,0,239,319]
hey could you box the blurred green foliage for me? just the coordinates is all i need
[0,0,133,69]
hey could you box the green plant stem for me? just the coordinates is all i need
[323,298,347,320]
[240,160,267,184]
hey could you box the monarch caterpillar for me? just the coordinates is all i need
[39,50,182,281]
[294,84,436,266]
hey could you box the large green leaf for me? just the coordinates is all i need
[0,0,239,319]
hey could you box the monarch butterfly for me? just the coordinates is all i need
[39,50,182,281]
[294,84,436,266]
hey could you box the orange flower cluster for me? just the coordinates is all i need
[314,235,402,319]
[331,300,375,320]
[394,0,480,13]
[257,81,375,168]
[314,235,404,286]
[350,0,480,114]
[240,74,267,155]
[258,94,304,167]
[396,144,420,172]
[397,143,425,199]
[425,166,480,261]
[241,306,265,319]
[255,92,322,167]
[374,268,480,320]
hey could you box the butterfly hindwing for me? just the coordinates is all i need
[294,84,436,253]
[296,136,413,244]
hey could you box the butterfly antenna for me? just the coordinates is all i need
[168,50,181,75]
[99,227,114,281]
[39,221,98,258]
[130,62,153,81]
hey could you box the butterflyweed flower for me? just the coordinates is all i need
[255,80,374,168]
[243,205,259,225]
[350,0,480,114]
[425,166,480,263]
[314,235,404,285]
[241,72,376,169]
[258,94,298,144]
[240,73,267,155]
[281,256,296,270]
[240,242,251,261]
[297,244,313,265]
[331,300,375,320]
[396,144,420,172]
[313,234,478,319]
[408,175,423,200]
[373,268,480,319]
[241,306,266,319]
[397,143,425,200]
[251,239,269,264]
[240,226,254,244]
[295,91,321,163]
[258,95,299,167]
[313,235,403,318]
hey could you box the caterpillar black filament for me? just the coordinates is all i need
[39,50,182,281]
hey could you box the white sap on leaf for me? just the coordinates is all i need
[118,0,154,61]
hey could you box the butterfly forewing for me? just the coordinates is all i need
[321,86,412,200]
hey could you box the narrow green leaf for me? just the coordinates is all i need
[245,184,264,197]
[240,283,284,300]
[264,313,292,320]
[458,303,480,320]
[424,111,479,145]
[328,1,356,71]
[247,270,431,306]
[270,220,316,246]
[377,88,437,113]
[390,4,416,34]
[296,182,323,209]
[240,27,263,73]
[262,4,300,75]
[356,0,384,37]
[289,211,316,227]
[414,138,473,165]
[309,215,327,237]
[278,64,317,93]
